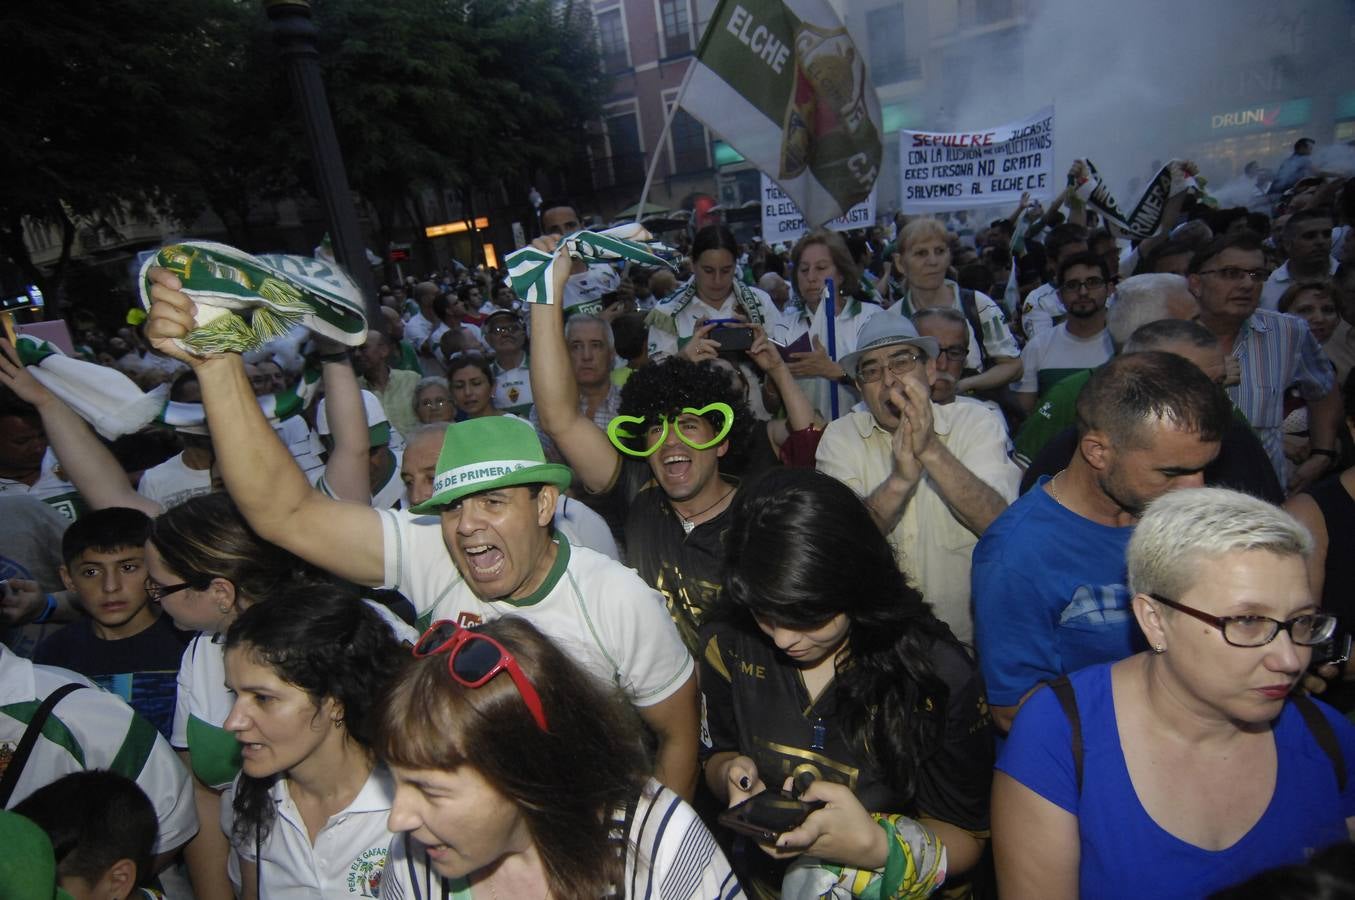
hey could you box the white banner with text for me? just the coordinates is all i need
[761,172,876,242]
[899,106,1055,212]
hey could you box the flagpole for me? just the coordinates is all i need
[634,61,698,224]
[825,278,839,420]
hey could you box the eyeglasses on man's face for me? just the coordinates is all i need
[488,323,523,336]
[1149,593,1337,648]
[856,349,924,384]
[934,344,968,362]
[1196,267,1271,284]
[1059,276,1108,294]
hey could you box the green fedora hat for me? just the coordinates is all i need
[0,810,76,899]
[410,415,572,514]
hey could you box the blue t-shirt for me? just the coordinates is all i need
[997,663,1355,899]
[972,477,1142,706]
[34,614,190,739]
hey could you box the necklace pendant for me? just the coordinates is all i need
[681,518,695,535]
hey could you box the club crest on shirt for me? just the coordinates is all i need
[346,847,388,897]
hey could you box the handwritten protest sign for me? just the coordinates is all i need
[899,107,1055,211]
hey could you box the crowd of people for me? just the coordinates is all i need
[2,142,1355,899]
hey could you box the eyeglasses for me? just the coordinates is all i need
[1196,267,1271,284]
[145,576,195,602]
[412,620,550,732]
[606,403,735,458]
[935,344,969,362]
[488,323,523,335]
[856,350,923,384]
[1060,277,1108,293]
[1149,593,1338,648]
[418,396,450,410]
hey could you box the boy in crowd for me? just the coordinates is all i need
[34,507,189,738]
[14,770,161,900]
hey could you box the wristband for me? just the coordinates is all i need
[34,593,57,625]
[316,350,352,364]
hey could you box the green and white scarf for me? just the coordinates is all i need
[137,241,367,355]
[504,224,676,308]
[647,279,775,340]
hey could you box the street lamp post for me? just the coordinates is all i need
[264,0,380,325]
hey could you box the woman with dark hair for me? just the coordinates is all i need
[648,225,779,364]
[221,585,406,897]
[378,615,743,899]
[145,492,413,899]
[445,352,502,420]
[702,467,993,898]
[771,228,885,423]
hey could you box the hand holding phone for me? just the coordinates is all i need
[718,789,826,842]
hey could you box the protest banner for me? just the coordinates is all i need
[1075,159,1201,240]
[679,0,883,227]
[899,107,1055,212]
[760,172,875,242]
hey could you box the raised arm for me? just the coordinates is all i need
[313,344,371,504]
[144,270,386,586]
[0,340,161,516]
[527,238,623,493]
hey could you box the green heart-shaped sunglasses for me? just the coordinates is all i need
[605,402,735,458]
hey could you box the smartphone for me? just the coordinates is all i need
[717,790,825,842]
[1311,633,1352,669]
[710,324,754,353]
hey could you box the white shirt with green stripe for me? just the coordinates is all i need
[378,517,692,708]
[0,647,197,855]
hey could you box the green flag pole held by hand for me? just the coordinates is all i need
[137,241,368,356]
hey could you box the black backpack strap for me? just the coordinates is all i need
[1292,693,1347,792]
[0,682,84,808]
[957,288,992,370]
[1047,675,1084,795]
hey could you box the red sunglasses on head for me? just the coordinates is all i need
[412,620,550,732]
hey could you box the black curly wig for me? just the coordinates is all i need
[617,356,760,474]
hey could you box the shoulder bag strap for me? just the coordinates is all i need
[0,683,84,808]
[1292,693,1347,792]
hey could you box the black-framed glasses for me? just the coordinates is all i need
[1196,267,1271,284]
[145,576,195,602]
[1149,593,1338,648]
[488,322,523,335]
[1059,276,1108,294]
[935,344,969,362]
[856,349,923,384]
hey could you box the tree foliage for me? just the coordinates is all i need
[0,0,606,299]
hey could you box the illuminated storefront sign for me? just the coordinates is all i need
[1208,98,1310,133]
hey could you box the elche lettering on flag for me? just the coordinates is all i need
[1073,159,1204,241]
[682,0,883,227]
[760,173,875,241]
[899,107,1055,212]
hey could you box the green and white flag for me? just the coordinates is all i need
[138,241,367,356]
[505,224,676,307]
[683,0,882,227]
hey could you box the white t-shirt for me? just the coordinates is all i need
[1016,323,1113,396]
[564,264,621,317]
[1260,257,1340,311]
[379,780,744,900]
[137,452,213,509]
[275,416,325,477]
[377,520,692,707]
[773,295,883,422]
[492,359,533,416]
[0,447,85,521]
[172,607,417,791]
[0,648,197,855]
[1020,281,1064,341]
[312,447,406,510]
[222,764,395,898]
